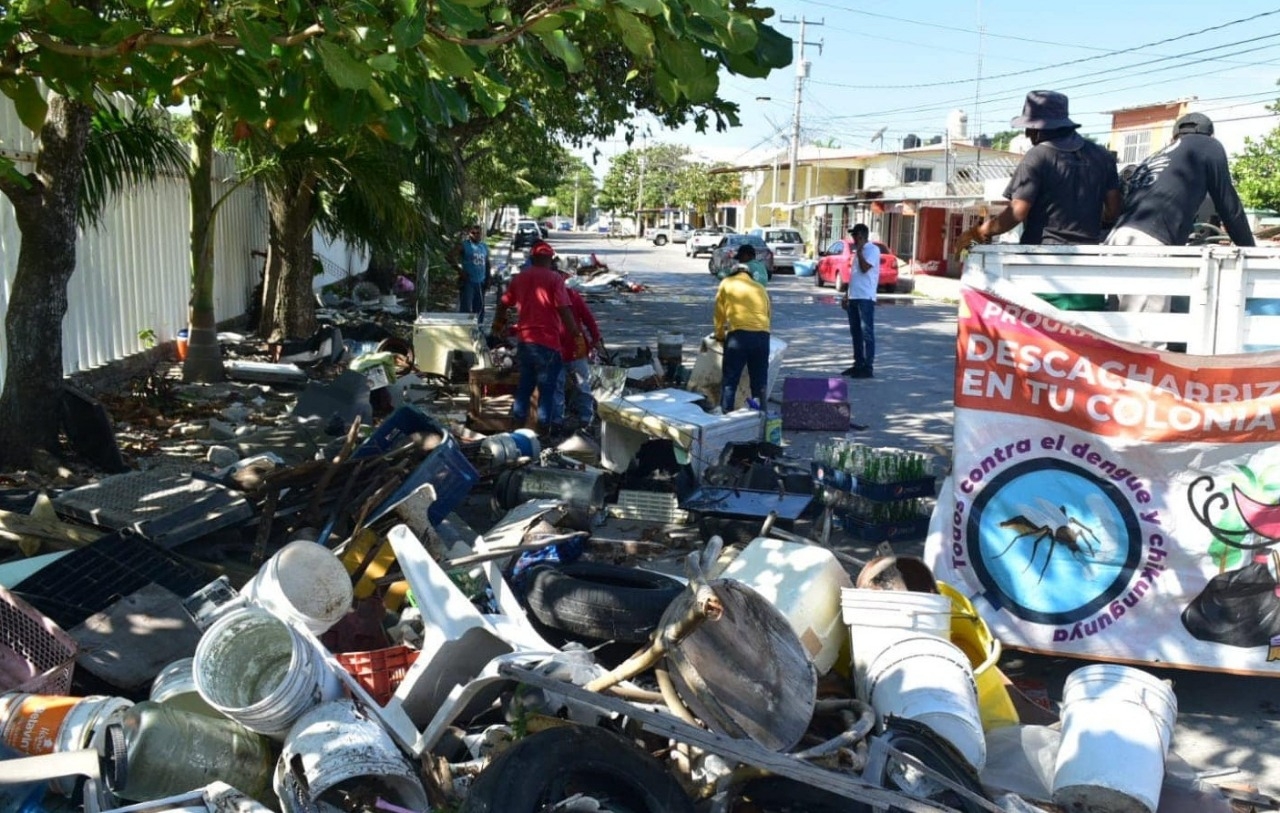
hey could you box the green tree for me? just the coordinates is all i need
[1233,126,1280,214]
[675,161,739,224]
[552,157,598,225]
[598,143,690,214]
[989,130,1022,151]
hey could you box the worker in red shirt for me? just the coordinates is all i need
[553,264,605,432]
[491,242,581,437]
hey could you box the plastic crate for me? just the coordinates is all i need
[366,435,479,527]
[11,529,212,631]
[0,585,76,695]
[353,405,447,460]
[335,644,420,705]
[811,462,936,501]
[837,513,932,543]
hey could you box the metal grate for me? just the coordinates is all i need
[0,585,76,695]
[609,490,689,525]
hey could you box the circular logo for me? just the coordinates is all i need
[966,459,1141,625]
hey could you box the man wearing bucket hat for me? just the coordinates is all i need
[1105,112,1255,321]
[958,90,1122,310]
[492,241,581,438]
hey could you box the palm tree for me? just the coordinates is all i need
[246,127,463,341]
[0,95,187,468]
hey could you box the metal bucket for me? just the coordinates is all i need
[0,693,133,795]
[193,607,341,740]
[274,700,428,813]
[242,540,353,635]
[496,466,605,514]
[1052,664,1177,813]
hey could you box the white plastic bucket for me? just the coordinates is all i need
[1052,664,1178,813]
[864,634,986,771]
[150,659,220,718]
[0,693,133,795]
[274,700,428,813]
[242,540,353,635]
[723,538,852,675]
[193,607,341,740]
[842,587,952,698]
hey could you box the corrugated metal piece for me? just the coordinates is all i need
[0,95,268,384]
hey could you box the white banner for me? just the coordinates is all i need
[925,288,1280,675]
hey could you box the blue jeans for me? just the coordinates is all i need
[459,280,485,324]
[846,298,875,370]
[514,342,563,429]
[721,330,769,413]
[555,357,594,423]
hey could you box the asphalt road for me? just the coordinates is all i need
[534,230,1280,800]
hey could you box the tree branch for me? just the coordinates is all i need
[20,24,326,59]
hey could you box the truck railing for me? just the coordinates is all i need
[961,243,1280,355]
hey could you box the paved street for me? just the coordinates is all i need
[531,230,1279,799]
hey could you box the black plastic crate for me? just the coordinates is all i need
[811,462,936,501]
[11,529,212,632]
[836,513,931,543]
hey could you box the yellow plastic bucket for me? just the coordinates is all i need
[937,581,1019,730]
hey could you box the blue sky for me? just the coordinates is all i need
[579,0,1280,176]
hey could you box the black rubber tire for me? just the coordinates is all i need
[524,562,683,643]
[895,277,916,294]
[727,777,870,812]
[872,718,991,813]
[815,271,825,287]
[654,235,669,246]
[462,725,695,813]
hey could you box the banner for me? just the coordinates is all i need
[925,288,1280,675]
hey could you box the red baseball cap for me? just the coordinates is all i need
[530,242,555,258]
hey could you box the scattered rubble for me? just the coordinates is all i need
[0,284,1273,813]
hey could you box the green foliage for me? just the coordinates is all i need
[598,143,690,211]
[80,102,188,227]
[675,160,738,221]
[989,130,1022,152]
[1233,126,1280,214]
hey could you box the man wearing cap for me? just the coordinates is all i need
[728,243,770,285]
[491,241,581,437]
[713,256,771,414]
[959,90,1122,311]
[450,224,491,324]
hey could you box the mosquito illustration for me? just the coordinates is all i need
[994,496,1108,583]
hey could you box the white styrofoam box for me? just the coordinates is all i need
[412,314,483,375]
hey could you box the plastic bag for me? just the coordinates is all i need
[1181,550,1280,648]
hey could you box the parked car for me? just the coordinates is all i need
[685,226,736,257]
[650,223,694,246]
[513,220,541,250]
[708,234,774,279]
[815,239,907,293]
[748,227,805,271]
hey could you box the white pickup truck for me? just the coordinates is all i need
[650,223,694,246]
[963,243,1280,354]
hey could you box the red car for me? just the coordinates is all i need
[814,239,904,293]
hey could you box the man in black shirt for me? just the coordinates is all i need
[958,90,1122,310]
[1103,113,1255,340]
[1107,113,1254,249]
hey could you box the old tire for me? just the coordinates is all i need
[895,277,916,294]
[462,725,695,813]
[524,562,683,643]
[815,271,825,287]
[653,234,669,246]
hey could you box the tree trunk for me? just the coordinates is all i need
[183,105,224,382]
[261,176,318,341]
[0,94,93,468]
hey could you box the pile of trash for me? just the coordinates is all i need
[0,321,1274,813]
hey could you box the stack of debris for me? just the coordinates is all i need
[0,326,1272,813]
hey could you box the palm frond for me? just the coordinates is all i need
[80,101,189,228]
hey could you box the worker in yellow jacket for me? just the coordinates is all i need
[713,262,771,413]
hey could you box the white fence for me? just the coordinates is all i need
[0,100,268,384]
[962,244,1280,355]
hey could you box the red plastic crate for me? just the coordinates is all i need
[335,644,420,705]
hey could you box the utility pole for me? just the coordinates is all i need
[780,17,823,226]
[572,174,580,231]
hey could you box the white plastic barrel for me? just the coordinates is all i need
[864,634,986,771]
[275,700,429,813]
[723,538,852,675]
[841,587,952,699]
[242,540,353,635]
[1052,664,1178,813]
[193,607,341,740]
